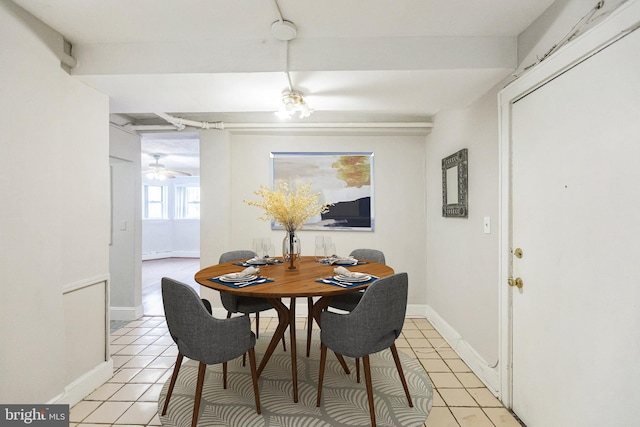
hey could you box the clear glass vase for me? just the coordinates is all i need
[282,230,301,270]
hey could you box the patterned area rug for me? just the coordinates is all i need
[158,331,432,426]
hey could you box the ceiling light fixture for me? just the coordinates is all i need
[276,89,313,119]
[270,12,313,119]
[144,153,191,180]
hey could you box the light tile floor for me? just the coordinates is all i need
[71,315,524,427]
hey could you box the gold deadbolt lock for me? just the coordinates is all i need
[508,277,523,288]
[514,248,523,259]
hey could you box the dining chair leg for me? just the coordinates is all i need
[363,354,376,427]
[255,312,260,339]
[356,357,361,383]
[248,346,261,414]
[306,297,314,357]
[390,344,413,407]
[243,313,249,367]
[161,352,184,415]
[223,361,227,389]
[316,343,328,407]
[335,352,351,375]
[192,361,207,427]
[289,297,299,403]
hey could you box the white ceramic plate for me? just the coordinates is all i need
[334,273,371,282]
[220,274,257,282]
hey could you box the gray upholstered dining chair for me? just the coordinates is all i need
[161,277,260,427]
[306,249,386,357]
[316,272,412,427]
[219,250,286,353]
[219,250,273,340]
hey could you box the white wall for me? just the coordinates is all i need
[0,1,111,404]
[425,86,501,391]
[198,130,429,311]
[110,126,143,320]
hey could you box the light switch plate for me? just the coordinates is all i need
[483,216,491,234]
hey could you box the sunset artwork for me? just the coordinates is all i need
[270,152,374,231]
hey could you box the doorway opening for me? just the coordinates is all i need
[141,133,201,316]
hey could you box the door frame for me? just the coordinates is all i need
[497,1,640,408]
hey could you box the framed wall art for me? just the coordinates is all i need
[271,152,374,231]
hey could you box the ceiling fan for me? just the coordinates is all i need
[143,153,191,180]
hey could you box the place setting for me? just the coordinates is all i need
[230,237,285,267]
[318,254,366,266]
[208,266,273,288]
[317,266,378,288]
[315,236,367,266]
[236,256,283,267]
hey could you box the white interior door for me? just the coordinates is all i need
[510,28,640,427]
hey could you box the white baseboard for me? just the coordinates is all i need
[425,305,500,395]
[142,251,200,261]
[51,359,114,406]
[110,305,144,321]
[142,251,172,261]
[171,251,199,258]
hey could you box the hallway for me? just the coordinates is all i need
[142,258,201,316]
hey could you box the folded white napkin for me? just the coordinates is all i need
[333,266,371,280]
[328,255,357,265]
[248,257,278,264]
[224,266,259,278]
[242,266,259,275]
[334,266,356,277]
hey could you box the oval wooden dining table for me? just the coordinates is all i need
[195,255,394,403]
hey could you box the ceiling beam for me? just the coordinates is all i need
[72,36,516,76]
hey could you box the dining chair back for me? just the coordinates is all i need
[161,277,261,427]
[306,249,386,357]
[219,250,257,264]
[348,248,386,264]
[316,272,412,427]
[219,250,272,339]
[328,248,386,311]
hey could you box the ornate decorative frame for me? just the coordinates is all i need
[442,148,468,217]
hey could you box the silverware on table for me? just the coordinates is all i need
[321,279,350,288]
[236,278,267,288]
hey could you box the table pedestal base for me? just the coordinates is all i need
[257,296,350,403]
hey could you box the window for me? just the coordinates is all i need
[175,185,200,219]
[144,185,168,219]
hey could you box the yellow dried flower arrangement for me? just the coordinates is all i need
[244,180,332,232]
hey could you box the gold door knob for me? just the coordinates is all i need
[508,277,524,288]
[514,248,523,259]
